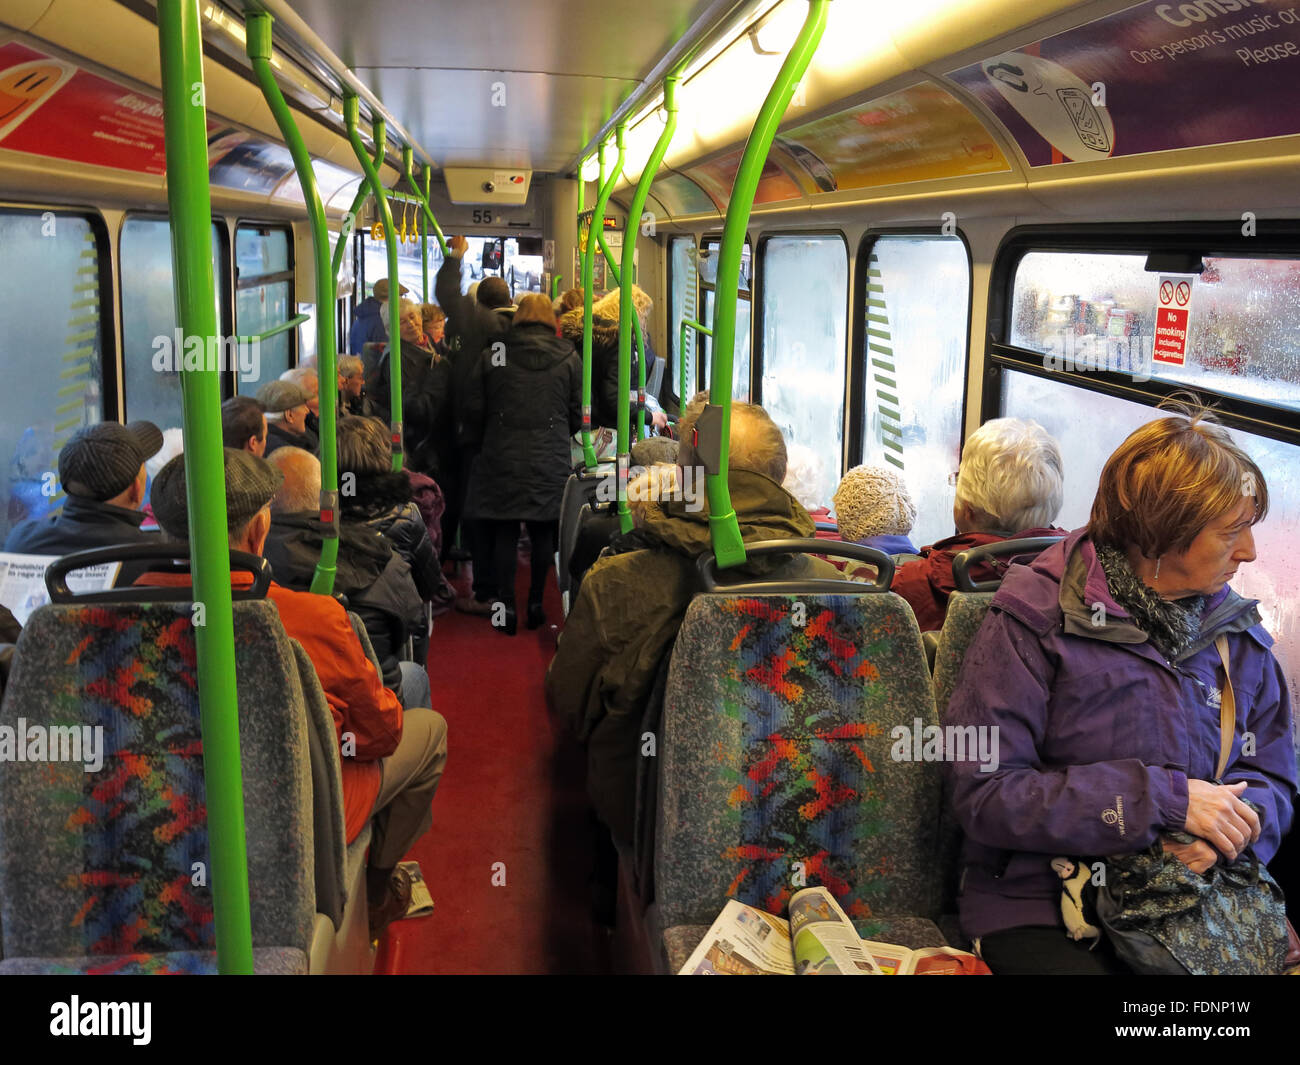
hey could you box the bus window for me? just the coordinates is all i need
[235,223,292,389]
[859,233,969,547]
[1001,371,1300,706]
[120,217,226,427]
[699,238,751,401]
[0,208,106,543]
[1011,251,1300,415]
[668,235,697,405]
[760,234,848,503]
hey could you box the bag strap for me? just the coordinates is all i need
[1214,634,1236,782]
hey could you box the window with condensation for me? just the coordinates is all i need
[1010,252,1300,415]
[235,224,292,390]
[0,209,107,543]
[1001,370,1300,710]
[699,239,752,401]
[859,234,970,547]
[119,217,227,431]
[668,236,698,406]
[760,235,848,507]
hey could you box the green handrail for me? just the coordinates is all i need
[233,311,309,346]
[551,274,563,299]
[420,163,429,303]
[616,74,679,533]
[706,0,828,569]
[157,0,252,975]
[331,153,378,290]
[579,137,619,469]
[594,221,647,445]
[679,317,712,408]
[344,96,403,471]
[401,146,449,258]
[247,11,338,598]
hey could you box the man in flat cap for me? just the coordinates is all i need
[257,379,318,455]
[349,276,408,356]
[4,420,164,557]
[139,447,449,938]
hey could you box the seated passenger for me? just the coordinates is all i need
[337,354,376,418]
[547,400,840,845]
[281,367,321,439]
[140,427,185,532]
[221,395,268,455]
[3,421,163,556]
[783,443,835,538]
[142,447,448,936]
[262,445,429,710]
[947,407,1296,974]
[831,464,919,556]
[892,417,1063,631]
[257,380,319,454]
[0,603,20,704]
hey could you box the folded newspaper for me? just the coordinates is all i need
[678,886,989,975]
[0,552,120,626]
[397,860,434,919]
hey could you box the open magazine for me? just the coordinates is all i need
[679,886,989,975]
[396,860,434,919]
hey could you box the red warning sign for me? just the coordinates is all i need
[1153,273,1194,366]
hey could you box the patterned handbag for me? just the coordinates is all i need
[1086,636,1291,975]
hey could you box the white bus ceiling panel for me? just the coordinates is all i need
[284,0,715,171]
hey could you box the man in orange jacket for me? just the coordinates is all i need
[143,447,448,937]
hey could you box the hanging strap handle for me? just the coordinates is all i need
[1214,634,1237,782]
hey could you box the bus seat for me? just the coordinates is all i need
[0,600,313,975]
[650,573,947,971]
[558,467,612,613]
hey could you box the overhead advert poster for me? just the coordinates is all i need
[947,0,1300,165]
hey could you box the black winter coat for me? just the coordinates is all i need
[557,308,656,432]
[462,321,582,523]
[265,420,318,456]
[435,255,514,447]
[263,511,424,700]
[341,470,443,605]
[373,340,453,479]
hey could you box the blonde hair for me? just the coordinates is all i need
[1090,398,1268,557]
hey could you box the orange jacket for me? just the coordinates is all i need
[135,570,402,841]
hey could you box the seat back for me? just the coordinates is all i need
[655,591,942,930]
[0,600,314,960]
[558,468,612,610]
[930,590,996,916]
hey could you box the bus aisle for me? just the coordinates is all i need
[375,552,610,974]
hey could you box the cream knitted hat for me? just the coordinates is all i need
[832,464,916,542]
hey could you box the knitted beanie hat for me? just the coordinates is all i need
[832,464,917,542]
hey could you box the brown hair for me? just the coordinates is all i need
[337,415,391,476]
[513,292,556,328]
[557,287,585,315]
[420,303,445,325]
[1089,397,1268,558]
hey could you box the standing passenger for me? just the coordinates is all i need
[350,276,407,355]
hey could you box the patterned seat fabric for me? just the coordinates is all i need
[0,601,313,965]
[930,591,996,917]
[656,593,943,932]
[0,947,308,975]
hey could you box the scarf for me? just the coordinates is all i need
[1095,543,1205,660]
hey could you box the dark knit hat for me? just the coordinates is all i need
[58,421,164,501]
[257,380,310,414]
[150,448,284,539]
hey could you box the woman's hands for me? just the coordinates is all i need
[1160,836,1219,873]
[1184,779,1260,861]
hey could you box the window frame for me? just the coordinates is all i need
[985,222,1300,448]
[234,218,295,367]
[753,229,851,476]
[666,233,698,410]
[848,227,974,466]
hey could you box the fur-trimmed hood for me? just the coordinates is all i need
[558,285,652,350]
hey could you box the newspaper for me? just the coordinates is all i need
[396,859,434,919]
[0,552,121,627]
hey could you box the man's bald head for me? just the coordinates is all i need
[266,446,321,513]
[678,399,787,484]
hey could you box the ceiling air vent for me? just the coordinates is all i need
[443,167,532,206]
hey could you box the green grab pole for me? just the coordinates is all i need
[401,149,449,257]
[234,311,309,345]
[577,166,585,246]
[707,0,829,569]
[616,76,679,532]
[578,140,609,470]
[679,317,712,409]
[345,97,403,471]
[551,274,563,299]
[246,12,338,597]
[156,0,253,975]
[593,224,646,446]
[332,164,375,289]
[420,163,429,303]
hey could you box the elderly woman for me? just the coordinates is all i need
[374,298,453,488]
[892,417,1063,630]
[947,407,1296,974]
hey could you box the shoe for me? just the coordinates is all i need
[368,866,413,940]
[493,603,517,636]
[526,602,546,629]
[454,595,494,616]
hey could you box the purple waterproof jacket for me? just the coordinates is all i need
[947,528,1297,942]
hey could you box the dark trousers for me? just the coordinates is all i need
[485,519,556,606]
[458,447,496,601]
[978,926,1131,975]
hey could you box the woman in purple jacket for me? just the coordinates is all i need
[947,407,1296,974]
